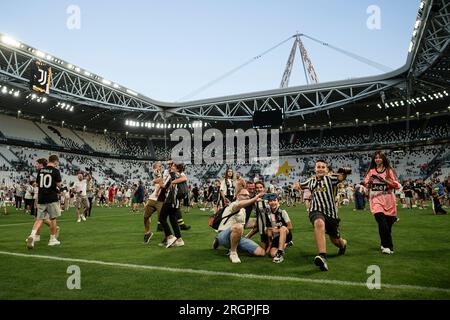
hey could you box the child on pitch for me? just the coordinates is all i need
[431,183,447,215]
[265,193,293,264]
[300,160,350,271]
[364,151,401,254]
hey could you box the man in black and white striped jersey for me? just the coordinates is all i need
[299,159,350,272]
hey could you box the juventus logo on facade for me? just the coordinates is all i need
[31,60,52,94]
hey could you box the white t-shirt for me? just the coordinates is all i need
[125,189,132,198]
[33,186,39,200]
[74,180,87,197]
[149,169,163,201]
[24,185,34,200]
[149,183,161,201]
[218,201,246,232]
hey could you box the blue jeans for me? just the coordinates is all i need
[216,227,259,255]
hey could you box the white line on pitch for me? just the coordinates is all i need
[0,213,132,227]
[0,251,449,294]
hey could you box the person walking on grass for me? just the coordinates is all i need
[299,160,350,271]
[74,173,89,223]
[364,151,401,255]
[143,161,164,244]
[158,163,188,248]
[26,155,62,249]
[24,158,60,244]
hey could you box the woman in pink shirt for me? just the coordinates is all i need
[364,151,401,255]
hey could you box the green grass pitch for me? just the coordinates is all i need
[0,203,449,300]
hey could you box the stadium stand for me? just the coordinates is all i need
[1,114,450,189]
[0,114,49,144]
[35,122,90,151]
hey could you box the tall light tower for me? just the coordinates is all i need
[280,33,319,88]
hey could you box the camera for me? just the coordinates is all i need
[337,167,352,175]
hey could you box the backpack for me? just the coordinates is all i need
[209,206,239,230]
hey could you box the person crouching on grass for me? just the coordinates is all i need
[299,160,350,271]
[213,189,266,263]
[265,193,293,264]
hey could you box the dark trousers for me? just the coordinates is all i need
[355,192,364,210]
[87,197,93,216]
[432,197,447,215]
[374,212,396,250]
[159,203,182,239]
[15,196,22,209]
[29,200,36,216]
[24,198,34,212]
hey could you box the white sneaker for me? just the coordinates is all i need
[200,208,205,211]
[229,251,241,263]
[26,235,40,243]
[77,218,81,223]
[172,239,185,247]
[81,215,86,221]
[48,238,61,246]
[165,237,178,248]
[26,236,34,249]
[382,247,393,254]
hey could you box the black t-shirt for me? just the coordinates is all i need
[192,187,200,197]
[415,183,425,195]
[212,186,220,202]
[37,166,62,204]
[403,183,413,198]
[208,185,214,197]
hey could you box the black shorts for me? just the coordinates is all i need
[271,232,293,248]
[309,211,341,239]
[183,196,189,207]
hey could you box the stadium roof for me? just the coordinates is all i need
[0,0,449,134]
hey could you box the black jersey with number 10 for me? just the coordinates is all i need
[36,166,62,204]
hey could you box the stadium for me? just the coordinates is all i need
[0,0,449,303]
